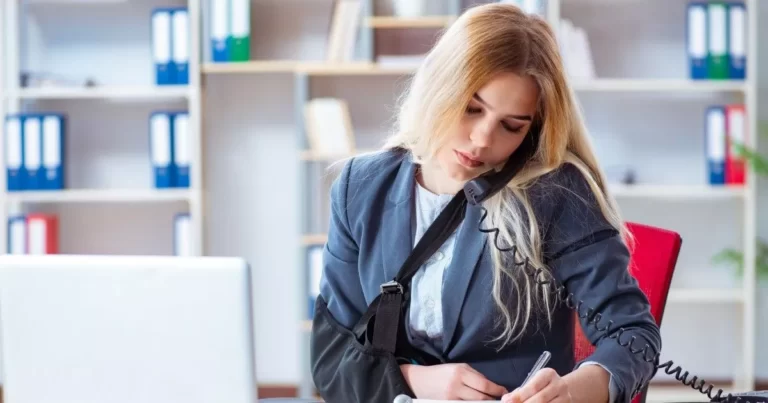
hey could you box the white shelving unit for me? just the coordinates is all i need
[0,0,205,257]
[0,0,758,399]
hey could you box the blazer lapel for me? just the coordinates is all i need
[380,155,417,282]
[441,203,487,354]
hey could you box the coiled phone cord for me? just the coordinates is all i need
[477,207,752,403]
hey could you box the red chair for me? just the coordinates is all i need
[572,221,683,403]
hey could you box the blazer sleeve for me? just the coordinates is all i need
[318,158,368,329]
[540,165,662,403]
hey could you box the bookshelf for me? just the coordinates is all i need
[0,0,761,401]
[0,0,205,257]
[198,0,762,400]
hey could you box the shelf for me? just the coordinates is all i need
[667,288,745,304]
[570,79,747,93]
[365,16,455,28]
[302,234,328,246]
[297,62,416,76]
[202,61,416,76]
[203,60,298,74]
[299,149,379,161]
[609,184,745,200]
[8,86,190,100]
[5,189,193,204]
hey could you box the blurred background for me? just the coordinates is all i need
[0,0,766,402]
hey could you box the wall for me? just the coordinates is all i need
[8,0,768,387]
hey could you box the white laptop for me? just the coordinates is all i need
[0,254,258,403]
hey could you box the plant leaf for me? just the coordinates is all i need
[732,141,768,177]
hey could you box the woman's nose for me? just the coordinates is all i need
[469,120,494,148]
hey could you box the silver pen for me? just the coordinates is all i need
[521,351,551,386]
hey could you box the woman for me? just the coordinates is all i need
[313,3,661,403]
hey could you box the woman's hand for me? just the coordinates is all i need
[400,363,508,400]
[501,368,572,403]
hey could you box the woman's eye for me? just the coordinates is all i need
[502,122,524,133]
[466,106,482,114]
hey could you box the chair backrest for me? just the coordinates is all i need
[572,222,682,402]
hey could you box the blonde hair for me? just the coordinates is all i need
[383,3,630,347]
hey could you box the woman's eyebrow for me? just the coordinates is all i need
[473,93,532,121]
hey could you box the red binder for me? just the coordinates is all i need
[26,214,59,254]
[725,104,747,185]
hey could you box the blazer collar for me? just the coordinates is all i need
[381,153,418,283]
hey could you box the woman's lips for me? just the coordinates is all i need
[454,150,483,168]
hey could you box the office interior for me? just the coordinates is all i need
[0,0,767,402]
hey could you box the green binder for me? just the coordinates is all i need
[707,2,729,79]
[228,0,250,62]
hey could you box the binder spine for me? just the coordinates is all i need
[7,215,27,255]
[707,2,729,79]
[5,115,24,192]
[210,0,230,62]
[172,7,190,85]
[152,8,174,85]
[728,3,746,80]
[705,106,726,185]
[229,0,250,61]
[725,104,746,185]
[42,114,65,190]
[23,114,43,191]
[149,112,175,188]
[687,2,708,79]
[173,112,190,188]
[173,213,191,256]
[27,214,59,255]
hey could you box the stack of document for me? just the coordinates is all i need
[209,0,251,62]
[152,7,190,85]
[149,111,191,189]
[498,0,546,16]
[558,19,596,81]
[687,2,746,80]
[8,214,59,255]
[4,113,66,192]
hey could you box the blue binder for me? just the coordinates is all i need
[41,114,66,190]
[152,8,174,85]
[149,112,175,188]
[23,114,43,191]
[7,215,27,255]
[705,106,726,185]
[173,213,191,256]
[172,112,190,188]
[210,0,230,62]
[171,8,190,85]
[687,2,708,80]
[728,3,746,79]
[5,115,24,192]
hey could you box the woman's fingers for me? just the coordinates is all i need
[460,365,508,398]
[502,368,560,403]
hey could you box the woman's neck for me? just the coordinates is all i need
[417,162,465,195]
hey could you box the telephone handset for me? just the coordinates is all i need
[461,124,767,403]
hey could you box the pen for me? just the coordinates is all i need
[521,351,551,386]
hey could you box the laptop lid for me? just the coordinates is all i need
[0,254,257,403]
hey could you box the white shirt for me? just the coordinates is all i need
[408,180,456,347]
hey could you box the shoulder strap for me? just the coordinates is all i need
[371,190,468,353]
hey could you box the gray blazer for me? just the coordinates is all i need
[318,148,661,402]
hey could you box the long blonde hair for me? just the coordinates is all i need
[383,3,630,347]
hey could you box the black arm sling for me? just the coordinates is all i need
[309,190,468,403]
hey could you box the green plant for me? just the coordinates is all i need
[729,121,768,177]
[711,121,768,279]
[712,240,768,280]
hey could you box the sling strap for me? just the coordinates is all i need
[371,190,469,353]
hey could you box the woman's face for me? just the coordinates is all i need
[437,72,540,183]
